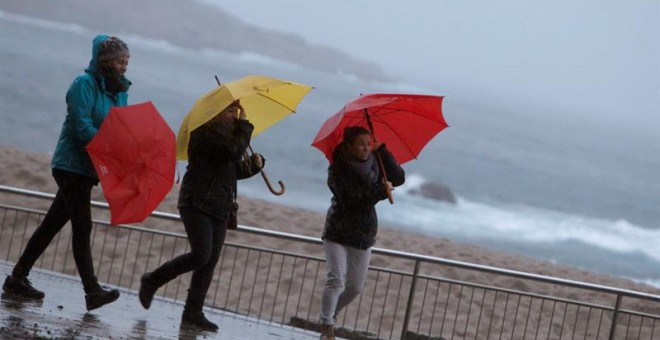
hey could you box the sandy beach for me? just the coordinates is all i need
[1,145,659,338]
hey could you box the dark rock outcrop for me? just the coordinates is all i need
[410,181,457,204]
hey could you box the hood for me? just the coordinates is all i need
[85,34,110,74]
[83,34,131,94]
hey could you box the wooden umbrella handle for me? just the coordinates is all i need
[374,151,394,204]
[248,145,285,196]
[261,173,286,196]
[364,108,393,204]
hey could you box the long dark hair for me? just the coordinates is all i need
[331,126,371,165]
[342,126,370,145]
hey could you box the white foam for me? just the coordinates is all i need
[630,277,660,289]
[233,51,303,72]
[0,11,193,61]
[0,10,89,34]
[122,34,186,55]
[380,194,660,264]
[395,173,426,195]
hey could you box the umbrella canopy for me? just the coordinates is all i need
[86,101,176,225]
[311,93,447,165]
[176,75,313,160]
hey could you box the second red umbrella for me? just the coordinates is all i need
[312,93,447,165]
[312,93,447,203]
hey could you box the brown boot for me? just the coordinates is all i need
[319,324,335,340]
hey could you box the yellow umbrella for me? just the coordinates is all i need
[176,75,313,194]
[177,75,313,160]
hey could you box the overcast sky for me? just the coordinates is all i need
[208,0,659,132]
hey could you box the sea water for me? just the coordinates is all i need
[1,11,658,288]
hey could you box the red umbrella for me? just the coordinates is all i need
[312,93,447,165]
[311,93,447,203]
[86,101,176,225]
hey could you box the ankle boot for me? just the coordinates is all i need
[319,324,335,340]
[138,273,158,309]
[85,286,120,311]
[181,310,218,332]
[3,274,45,299]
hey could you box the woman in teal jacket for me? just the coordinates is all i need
[3,34,131,311]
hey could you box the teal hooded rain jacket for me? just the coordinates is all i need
[51,34,130,178]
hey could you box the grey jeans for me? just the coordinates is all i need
[320,240,372,325]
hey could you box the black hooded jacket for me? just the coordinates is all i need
[322,143,405,249]
[177,119,261,220]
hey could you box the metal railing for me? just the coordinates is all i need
[1,185,659,339]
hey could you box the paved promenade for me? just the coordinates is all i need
[0,261,322,339]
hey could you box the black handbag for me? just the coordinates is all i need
[227,201,239,230]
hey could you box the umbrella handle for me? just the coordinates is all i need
[374,151,394,204]
[384,183,394,204]
[214,76,285,195]
[248,145,286,196]
[260,172,286,196]
[366,110,394,205]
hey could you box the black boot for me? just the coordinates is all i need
[85,286,120,311]
[2,274,45,299]
[138,273,158,309]
[181,310,218,332]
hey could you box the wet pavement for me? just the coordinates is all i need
[0,261,322,339]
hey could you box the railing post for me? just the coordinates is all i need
[607,294,622,340]
[401,260,420,340]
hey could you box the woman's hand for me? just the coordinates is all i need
[237,103,247,120]
[381,178,393,192]
[251,153,265,169]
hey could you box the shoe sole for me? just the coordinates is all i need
[180,321,218,332]
[1,290,45,300]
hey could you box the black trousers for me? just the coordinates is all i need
[148,206,228,312]
[13,169,100,293]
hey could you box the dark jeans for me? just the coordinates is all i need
[148,206,228,312]
[13,169,100,293]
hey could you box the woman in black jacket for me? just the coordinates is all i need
[138,100,263,332]
[319,126,405,340]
